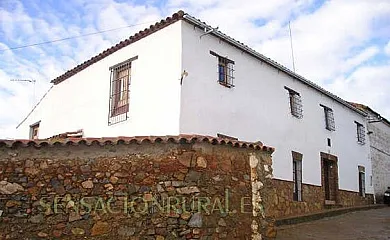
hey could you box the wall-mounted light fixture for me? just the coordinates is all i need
[180,70,188,85]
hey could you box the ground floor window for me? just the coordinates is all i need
[29,121,40,139]
[358,166,365,197]
[292,151,303,201]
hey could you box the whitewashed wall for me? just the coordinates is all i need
[16,22,183,139]
[180,21,373,194]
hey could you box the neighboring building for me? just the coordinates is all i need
[15,11,374,217]
[351,103,390,203]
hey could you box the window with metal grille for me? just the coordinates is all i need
[355,121,365,144]
[285,87,303,118]
[108,56,137,125]
[292,151,303,201]
[321,105,335,131]
[210,51,235,88]
[29,121,40,139]
[358,166,365,197]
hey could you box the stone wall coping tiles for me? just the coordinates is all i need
[0,134,275,152]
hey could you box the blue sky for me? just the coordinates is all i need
[0,0,389,138]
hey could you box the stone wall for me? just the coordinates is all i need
[264,179,323,218]
[338,189,374,207]
[368,123,390,203]
[0,137,274,239]
[265,179,374,219]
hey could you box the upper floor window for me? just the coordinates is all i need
[320,105,335,131]
[285,87,303,118]
[355,121,365,144]
[108,56,138,125]
[210,51,235,88]
[29,121,40,139]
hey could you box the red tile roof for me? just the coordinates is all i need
[349,102,390,126]
[51,10,185,85]
[0,134,274,152]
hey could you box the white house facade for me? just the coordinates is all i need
[15,11,375,217]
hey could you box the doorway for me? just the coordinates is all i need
[321,153,338,203]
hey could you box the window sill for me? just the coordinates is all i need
[291,114,303,119]
[110,104,129,117]
[218,81,234,88]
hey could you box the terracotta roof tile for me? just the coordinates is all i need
[349,102,390,126]
[0,134,274,152]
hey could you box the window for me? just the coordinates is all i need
[321,105,335,131]
[210,51,234,87]
[355,121,365,144]
[370,175,372,186]
[327,138,331,147]
[285,87,303,118]
[29,121,40,139]
[358,166,365,197]
[292,151,303,201]
[108,56,138,125]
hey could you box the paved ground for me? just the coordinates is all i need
[276,207,390,240]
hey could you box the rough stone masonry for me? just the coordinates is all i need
[0,136,275,239]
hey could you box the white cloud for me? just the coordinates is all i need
[343,46,380,72]
[259,0,390,82]
[385,41,390,56]
[328,64,390,119]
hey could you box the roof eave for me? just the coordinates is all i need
[350,102,390,126]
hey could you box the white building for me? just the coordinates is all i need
[15,11,374,212]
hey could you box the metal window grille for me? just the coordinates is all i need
[288,91,303,118]
[358,167,365,197]
[293,159,302,201]
[29,121,40,139]
[217,56,235,87]
[108,60,132,125]
[324,107,335,131]
[356,122,365,144]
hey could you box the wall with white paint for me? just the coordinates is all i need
[179,21,373,194]
[15,21,183,139]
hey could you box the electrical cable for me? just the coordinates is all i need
[0,20,157,52]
